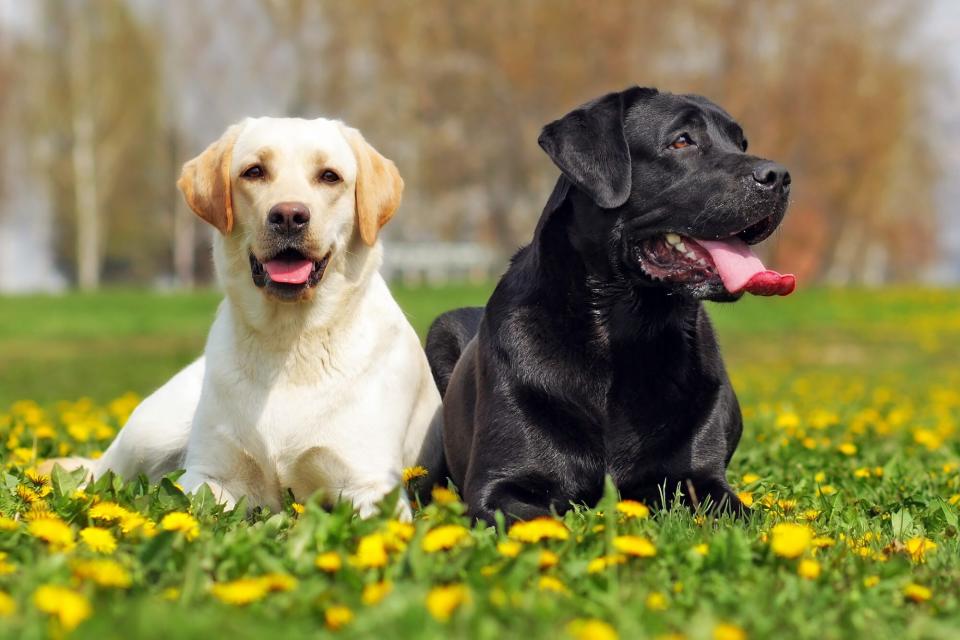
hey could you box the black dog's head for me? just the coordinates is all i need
[538,87,795,301]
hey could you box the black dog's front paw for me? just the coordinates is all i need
[683,477,749,518]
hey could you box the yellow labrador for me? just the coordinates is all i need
[46,118,440,517]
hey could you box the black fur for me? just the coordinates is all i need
[419,87,791,524]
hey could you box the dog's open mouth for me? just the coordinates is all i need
[250,248,331,297]
[635,217,796,296]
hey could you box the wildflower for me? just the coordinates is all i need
[384,520,415,548]
[80,527,117,554]
[905,537,937,563]
[863,575,880,588]
[160,512,199,541]
[162,587,180,601]
[538,550,559,569]
[34,585,91,630]
[72,559,131,588]
[0,517,18,532]
[211,578,270,605]
[816,485,837,497]
[316,551,342,573]
[769,523,812,559]
[587,554,627,574]
[737,492,754,507]
[692,543,709,556]
[362,581,392,606]
[422,524,470,552]
[431,486,459,505]
[741,473,760,484]
[88,501,129,522]
[119,512,155,537]
[713,623,747,640]
[645,591,668,610]
[508,517,569,543]
[352,533,388,568]
[612,535,656,558]
[567,618,619,640]
[0,592,14,617]
[426,583,469,621]
[538,575,568,594]
[616,500,650,519]
[838,442,857,456]
[802,510,821,522]
[325,605,354,630]
[853,467,871,479]
[291,502,304,515]
[0,553,15,576]
[797,559,820,580]
[497,540,523,558]
[28,517,74,551]
[903,583,932,603]
[812,537,835,549]
[259,573,297,592]
[402,465,428,485]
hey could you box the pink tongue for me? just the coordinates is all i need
[697,237,796,296]
[264,259,314,284]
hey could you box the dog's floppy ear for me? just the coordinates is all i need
[177,122,244,235]
[538,87,653,210]
[341,125,404,246]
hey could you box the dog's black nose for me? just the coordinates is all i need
[267,202,311,233]
[752,162,791,191]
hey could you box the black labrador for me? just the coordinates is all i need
[418,87,794,524]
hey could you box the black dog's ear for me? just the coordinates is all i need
[538,86,655,209]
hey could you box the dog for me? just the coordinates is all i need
[44,117,441,518]
[418,87,795,524]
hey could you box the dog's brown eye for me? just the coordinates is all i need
[319,170,341,184]
[241,165,265,179]
[668,134,694,150]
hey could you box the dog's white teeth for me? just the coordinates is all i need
[685,251,697,259]
[698,258,708,266]
[665,233,681,246]
[675,242,687,253]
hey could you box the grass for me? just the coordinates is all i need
[0,286,958,639]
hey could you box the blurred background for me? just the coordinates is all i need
[0,0,959,407]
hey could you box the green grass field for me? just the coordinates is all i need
[0,286,958,639]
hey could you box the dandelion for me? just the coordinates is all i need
[903,583,932,603]
[567,618,619,640]
[616,500,650,519]
[384,520,415,550]
[797,559,821,579]
[853,467,871,479]
[587,554,627,574]
[316,551,342,573]
[259,573,297,592]
[28,517,74,551]
[741,473,760,484]
[422,524,470,552]
[508,517,569,543]
[0,517,18,532]
[692,543,709,557]
[497,540,523,558]
[713,623,747,640]
[34,585,91,631]
[816,485,837,497]
[72,559,132,588]
[538,550,559,569]
[838,442,857,456]
[426,583,469,621]
[211,578,270,605]
[325,605,354,630]
[160,512,199,541]
[362,581,392,606]
[0,592,14,617]
[904,537,937,563]
[863,575,880,588]
[431,486,459,505]
[538,576,568,594]
[291,502,304,515]
[645,591,668,610]
[737,491,754,507]
[612,535,656,558]
[88,501,130,522]
[352,533,388,568]
[80,527,117,554]
[402,465,428,486]
[769,523,812,559]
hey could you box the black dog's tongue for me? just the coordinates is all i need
[698,238,796,296]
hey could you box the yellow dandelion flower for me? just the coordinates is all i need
[72,559,131,588]
[385,519,415,543]
[352,533,389,568]
[538,575,568,594]
[431,486,459,505]
[508,517,569,543]
[692,543,709,556]
[0,592,14,617]
[160,512,199,541]
[817,485,837,496]
[362,581,393,606]
[291,502,304,515]
[802,510,821,521]
[80,527,117,554]
[713,623,747,640]
[538,549,559,569]
[88,501,130,522]
[905,537,937,563]
[645,591,668,610]
[798,558,821,580]
[162,587,180,601]
[769,523,812,559]
[587,554,627,574]
[775,412,800,429]
[903,583,932,603]
[497,540,523,558]
[17,484,41,504]
[567,618,619,640]
[0,553,16,576]
[741,473,760,484]
[34,585,91,631]
[838,442,857,456]
[259,573,297,592]
[853,467,871,479]
[949,494,960,506]
[737,491,754,507]
[863,575,880,588]
[211,578,270,605]
[426,583,469,622]
[325,605,354,630]
[402,466,428,486]
[616,500,650,519]
[316,551,342,573]
[612,535,656,558]
[28,517,74,551]
[422,524,470,552]
[814,471,827,483]
[812,536,835,549]
[0,517,18,532]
